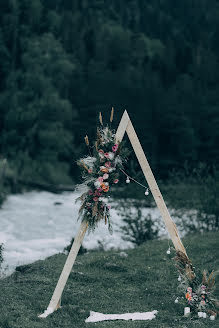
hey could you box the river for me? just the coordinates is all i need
[0,191,185,274]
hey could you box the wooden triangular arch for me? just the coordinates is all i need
[39,110,187,318]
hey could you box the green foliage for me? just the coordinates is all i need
[119,204,159,246]
[1,32,76,184]
[0,0,218,186]
[15,263,33,274]
[0,232,218,327]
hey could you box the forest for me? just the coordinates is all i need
[0,0,219,187]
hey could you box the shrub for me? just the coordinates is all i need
[119,204,159,246]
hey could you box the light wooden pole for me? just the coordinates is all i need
[38,221,88,317]
[116,111,186,254]
[38,110,187,318]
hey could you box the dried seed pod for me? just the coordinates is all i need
[95,141,99,152]
[92,202,98,217]
[202,270,208,285]
[79,192,88,201]
[110,107,114,122]
[207,271,215,289]
[99,112,103,125]
[84,135,89,146]
[79,201,86,213]
[80,160,89,171]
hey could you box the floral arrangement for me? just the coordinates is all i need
[76,110,127,232]
[174,251,219,319]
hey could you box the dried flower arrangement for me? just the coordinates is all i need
[76,109,127,232]
[174,251,219,319]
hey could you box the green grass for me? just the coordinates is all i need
[0,232,218,328]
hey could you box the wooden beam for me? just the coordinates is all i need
[125,114,187,255]
[38,221,88,318]
[115,110,130,143]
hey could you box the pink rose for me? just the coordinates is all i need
[93,197,99,202]
[88,168,93,174]
[114,179,119,184]
[104,152,109,158]
[112,144,118,152]
[99,149,104,154]
[98,176,104,183]
[105,161,111,168]
[103,173,109,180]
[88,190,93,195]
[97,187,102,192]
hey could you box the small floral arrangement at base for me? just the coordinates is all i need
[76,110,127,232]
[174,251,219,319]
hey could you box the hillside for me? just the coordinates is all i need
[0,231,218,327]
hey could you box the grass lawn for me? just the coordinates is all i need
[0,231,218,328]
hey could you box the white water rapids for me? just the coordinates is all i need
[0,191,189,274]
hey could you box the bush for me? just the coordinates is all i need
[118,203,159,246]
[64,237,87,255]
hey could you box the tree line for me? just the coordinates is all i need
[0,0,218,185]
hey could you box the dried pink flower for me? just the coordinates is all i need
[103,173,109,180]
[112,144,118,152]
